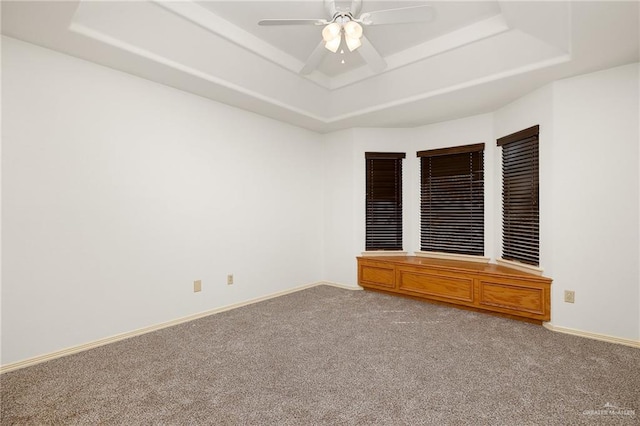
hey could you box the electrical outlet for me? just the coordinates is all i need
[227,274,234,285]
[194,280,202,293]
[564,290,575,303]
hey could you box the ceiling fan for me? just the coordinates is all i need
[258,0,435,75]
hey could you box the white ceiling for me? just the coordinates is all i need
[2,1,638,133]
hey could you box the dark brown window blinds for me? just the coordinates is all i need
[497,125,539,266]
[365,152,405,251]
[418,143,484,256]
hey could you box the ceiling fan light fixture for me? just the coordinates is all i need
[324,35,341,53]
[345,35,362,52]
[322,22,341,42]
[343,21,363,40]
[258,0,432,74]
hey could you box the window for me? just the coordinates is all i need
[418,144,485,256]
[497,125,539,266]
[365,152,405,251]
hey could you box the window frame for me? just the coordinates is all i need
[364,152,406,252]
[497,125,540,267]
[417,143,485,257]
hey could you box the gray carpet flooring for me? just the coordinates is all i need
[1,285,638,425]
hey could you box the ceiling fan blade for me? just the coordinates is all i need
[359,5,435,25]
[358,35,386,73]
[350,0,363,17]
[300,40,327,75]
[258,19,327,26]
[324,0,337,17]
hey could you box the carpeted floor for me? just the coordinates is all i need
[1,285,638,425]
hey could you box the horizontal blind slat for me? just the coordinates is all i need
[366,156,404,251]
[420,150,484,255]
[501,130,539,266]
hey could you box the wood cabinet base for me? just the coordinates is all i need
[357,256,552,323]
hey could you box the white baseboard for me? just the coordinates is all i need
[0,281,354,374]
[543,323,640,348]
[317,280,363,291]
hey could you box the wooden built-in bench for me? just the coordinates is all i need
[357,256,552,323]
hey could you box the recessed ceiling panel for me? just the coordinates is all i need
[199,1,502,77]
[197,1,327,62]
[362,1,501,56]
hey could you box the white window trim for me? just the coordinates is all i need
[496,258,544,276]
[415,251,490,264]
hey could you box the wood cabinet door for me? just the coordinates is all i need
[358,259,396,290]
[477,276,550,321]
[396,266,475,305]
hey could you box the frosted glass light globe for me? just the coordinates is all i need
[322,23,342,42]
[324,35,341,52]
[343,21,363,39]
[345,35,362,51]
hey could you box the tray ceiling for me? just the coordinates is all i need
[2,1,638,132]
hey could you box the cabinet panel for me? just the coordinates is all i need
[398,268,474,303]
[359,261,395,289]
[479,280,546,318]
